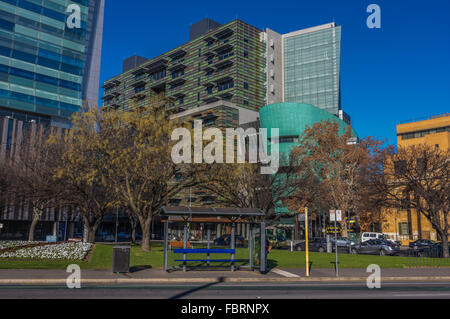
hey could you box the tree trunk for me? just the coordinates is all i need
[82,215,102,244]
[138,216,152,252]
[28,210,40,241]
[129,214,137,244]
[131,225,136,244]
[441,235,449,259]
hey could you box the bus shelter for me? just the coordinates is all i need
[160,206,267,273]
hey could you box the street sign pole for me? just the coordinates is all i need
[305,207,309,277]
[334,215,338,277]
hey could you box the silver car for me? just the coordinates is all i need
[351,239,400,256]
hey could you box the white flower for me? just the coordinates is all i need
[0,242,92,260]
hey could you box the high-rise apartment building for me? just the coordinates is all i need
[0,0,104,129]
[103,19,265,124]
[103,19,345,128]
[265,23,342,117]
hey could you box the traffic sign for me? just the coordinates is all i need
[330,210,342,222]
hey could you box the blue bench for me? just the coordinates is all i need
[173,248,237,267]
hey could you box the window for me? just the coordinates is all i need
[244,38,249,43]
[178,96,184,104]
[207,56,213,64]
[149,70,166,81]
[171,69,184,79]
[243,100,249,106]
[198,48,201,57]
[218,80,234,92]
[197,92,200,101]
[134,85,145,94]
[197,77,200,87]
[243,50,249,57]
[206,86,213,95]
[244,82,249,90]
[417,158,427,173]
[218,51,234,60]
[399,222,409,235]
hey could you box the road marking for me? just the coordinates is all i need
[271,269,300,278]
[394,293,450,297]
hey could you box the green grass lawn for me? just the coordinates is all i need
[0,242,423,270]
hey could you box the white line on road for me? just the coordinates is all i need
[394,293,450,297]
[271,269,300,278]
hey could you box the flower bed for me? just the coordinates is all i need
[0,242,93,260]
[0,241,40,250]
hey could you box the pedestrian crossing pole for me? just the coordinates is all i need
[305,207,310,277]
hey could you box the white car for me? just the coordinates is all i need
[361,232,386,243]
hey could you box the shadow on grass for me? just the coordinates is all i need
[267,259,278,271]
[169,276,225,299]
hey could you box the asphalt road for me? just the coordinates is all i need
[1,281,450,299]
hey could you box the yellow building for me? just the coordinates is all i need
[381,113,450,245]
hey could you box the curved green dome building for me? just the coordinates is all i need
[259,102,356,161]
[259,102,357,222]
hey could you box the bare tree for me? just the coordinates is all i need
[202,159,297,221]
[287,121,384,236]
[367,144,450,257]
[8,124,65,241]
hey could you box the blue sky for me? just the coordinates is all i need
[99,0,450,145]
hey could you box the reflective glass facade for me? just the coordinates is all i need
[283,24,341,116]
[0,0,104,127]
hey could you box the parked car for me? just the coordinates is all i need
[294,238,328,252]
[351,239,400,256]
[409,239,438,250]
[117,232,131,241]
[331,236,356,247]
[214,234,246,247]
[413,242,449,257]
[361,232,385,243]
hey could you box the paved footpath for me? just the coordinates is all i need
[0,267,449,284]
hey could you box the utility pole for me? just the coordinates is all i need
[305,207,310,277]
[115,207,119,243]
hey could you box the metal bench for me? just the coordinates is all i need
[173,248,237,271]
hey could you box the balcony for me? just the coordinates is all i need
[145,59,168,74]
[213,27,233,40]
[101,91,120,101]
[102,79,121,89]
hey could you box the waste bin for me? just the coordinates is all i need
[112,245,130,273]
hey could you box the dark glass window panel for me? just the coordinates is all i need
[12,50,36,63]
[0,18,14,31]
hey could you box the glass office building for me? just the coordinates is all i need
[283,23,341,116]
[0,0,104,127]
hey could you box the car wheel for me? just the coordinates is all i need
[379,250,386,256]
[351,249,358,254]
[318,247,325,253]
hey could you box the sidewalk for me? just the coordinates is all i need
[0,267,449,284]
